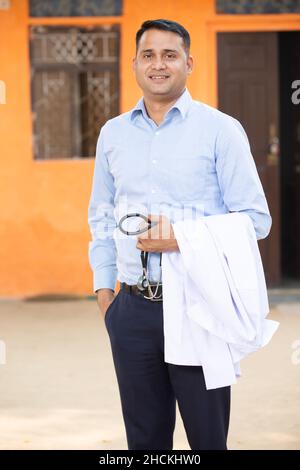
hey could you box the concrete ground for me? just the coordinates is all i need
[0,296,299,450]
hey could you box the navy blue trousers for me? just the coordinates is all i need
[104,287,231,450]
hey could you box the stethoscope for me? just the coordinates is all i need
[118,213,162,300]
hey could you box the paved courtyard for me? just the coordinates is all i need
[0,296,299,450]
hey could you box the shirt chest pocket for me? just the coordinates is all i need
[165,154,209,201]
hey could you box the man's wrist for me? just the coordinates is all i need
[96,288,114,293]
[96,288,115,300]
[169,238,179,251]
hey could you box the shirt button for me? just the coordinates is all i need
[151,189,156,194]
[152,159,157,164]
[155,131,160,135]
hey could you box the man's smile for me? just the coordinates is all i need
[148,74,170,82]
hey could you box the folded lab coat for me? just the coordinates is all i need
[161,212,279,390]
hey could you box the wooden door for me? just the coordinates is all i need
[280,32,300,282]
[217,32,280,286]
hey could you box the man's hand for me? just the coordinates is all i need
[136,214,179,253]
[96,288,116,318]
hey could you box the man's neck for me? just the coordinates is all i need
[143,88,186,126]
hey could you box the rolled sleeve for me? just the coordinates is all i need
[87,124,117,293]
[215,117,272,240]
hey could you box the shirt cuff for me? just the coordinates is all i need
[93,267,117,294]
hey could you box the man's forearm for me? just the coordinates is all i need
[167,237,179,251]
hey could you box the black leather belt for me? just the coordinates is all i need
[120,282,163,301]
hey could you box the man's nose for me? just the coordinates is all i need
[151,57,167,69]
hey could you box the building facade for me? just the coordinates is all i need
[0,0,300,297]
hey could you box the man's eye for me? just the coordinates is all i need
[166,54,175,59]
[144,54,151,58]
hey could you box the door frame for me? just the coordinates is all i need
[206,14,300,286]
[206,14,300,108]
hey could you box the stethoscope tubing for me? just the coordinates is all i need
[117,213,162,298]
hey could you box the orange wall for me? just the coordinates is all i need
[0,0,299,298]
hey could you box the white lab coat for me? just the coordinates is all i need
[161,212,279,390]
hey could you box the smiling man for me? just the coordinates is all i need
[88,19,271,450]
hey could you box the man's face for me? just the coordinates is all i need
[132,28,193,99]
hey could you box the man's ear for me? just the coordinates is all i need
[187,55,193,74]
[132,57,136,72]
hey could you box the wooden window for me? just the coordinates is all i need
[216,0,300,14]
[29,0,122,17]
[30,25,120,159]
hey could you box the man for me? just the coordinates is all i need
[88,19,271,450]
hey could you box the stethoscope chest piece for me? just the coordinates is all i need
[137,274,149,291]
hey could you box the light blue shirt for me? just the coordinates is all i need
[88,87,272,293]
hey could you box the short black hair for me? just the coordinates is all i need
[135,19,190,56]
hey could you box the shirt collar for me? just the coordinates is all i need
[130,87,192,123]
